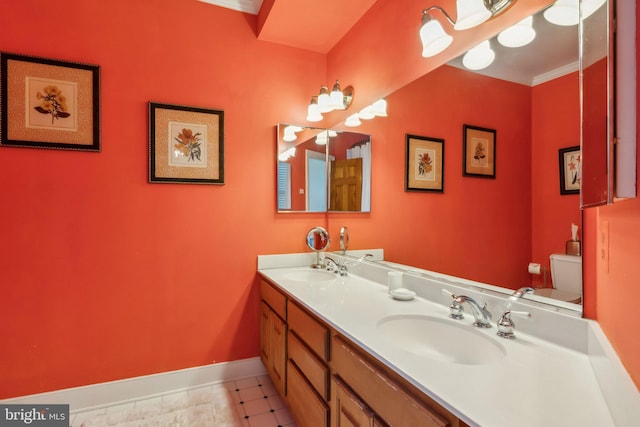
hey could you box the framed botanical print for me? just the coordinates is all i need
[405,134,444,193]
[463,124,495,178]
[559,146,580,195]
[0,52,100,151]
[149,102,224,184]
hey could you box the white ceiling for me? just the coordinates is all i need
[447,4,608,86]
[199,0,606,88]
[198,0,263,14]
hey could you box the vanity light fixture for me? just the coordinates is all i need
[306,96,323,122]
[358,105,376,120]
[345,113,362,127]
[317,85,332,113]
[307,81,354,122]
[283,125,303,142]
[316,131,329,145]
[462,40,496,70]
[278,147,296,161]
[419,0,516,58]
[497,15,536,47]
[370,98,388,117]
[543,0,606,27]
[543,0,578,26]
[314,130,338,145]
[348,99,388,127]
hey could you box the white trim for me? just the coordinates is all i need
[198,0,263,15]
[1,357,266,413]
[532,61,579,86]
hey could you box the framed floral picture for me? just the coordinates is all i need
[405,134,444,192]
[149,102,224,184]
[463,124,495,178]
[559,146,580,195]
[0,52,100,151]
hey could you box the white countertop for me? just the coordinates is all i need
[258,258,635,427]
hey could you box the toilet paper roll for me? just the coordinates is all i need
[528,263,541,275]
[387,271,403,293]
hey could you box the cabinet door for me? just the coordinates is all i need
[271,311,286,396]
[260,302,272,368]
[260,302,286,397]
[288,360,329,427]
[331,376,374,427]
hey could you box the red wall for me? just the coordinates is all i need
[0,0,328,398]
[588,3,640,389]
[326,65,533,289]
[530,72,582,287]
[2,0,638,398]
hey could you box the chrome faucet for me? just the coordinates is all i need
[442,289,492,328]
[454,295,493,328]
[504,286,535,310]
[497,310,532,339]
[321,256,348,276]
[510,287,535,300]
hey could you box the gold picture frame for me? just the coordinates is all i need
[405,134,444,193]
[149,102,224,185]
[463,124,495,178]
[0,52,100,151]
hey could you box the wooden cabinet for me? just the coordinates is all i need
[332,335,466,427]
[259,280,287,397]
[331,375,375,427]
[287,299,330,426]
[259,277,467,427]
[287,359,329,427]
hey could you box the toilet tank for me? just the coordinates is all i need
[549,254,582,294]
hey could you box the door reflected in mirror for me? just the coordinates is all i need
[277,123,371,213]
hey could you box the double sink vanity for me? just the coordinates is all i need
[258,250,639,427]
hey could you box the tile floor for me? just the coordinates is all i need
[70,375,296,427]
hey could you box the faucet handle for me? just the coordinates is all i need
[442,289,464,320]
[497,310,532,339]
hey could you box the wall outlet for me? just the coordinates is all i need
[600,220,610,273]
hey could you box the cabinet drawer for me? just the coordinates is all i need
[332,336,450,427]
[331,375,375,427]
[288,301,329,361]
[288,331,329,400]
[261,279,286,319]
[287,360,329,427]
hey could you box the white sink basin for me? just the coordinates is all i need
[377,314,506,365]
[284,269,337,282]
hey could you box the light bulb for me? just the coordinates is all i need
[462,40,495,70]
[419,12,453,57]
[544,0,578,26]
[345,113,361,127]
[497,16,536,48]
[454,0,491,31]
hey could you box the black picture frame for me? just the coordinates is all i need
[0,52,100,151]
[558,145,580,195]
[405,134,445,193]
[149,102,224,185]
[463,124,496,178]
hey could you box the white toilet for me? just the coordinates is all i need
[535,254,582,304]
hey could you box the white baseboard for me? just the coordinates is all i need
[1,357,266,413]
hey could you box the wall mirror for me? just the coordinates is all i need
[581,0,636,206]
[277,123,371,213]
[329,1,610,316]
